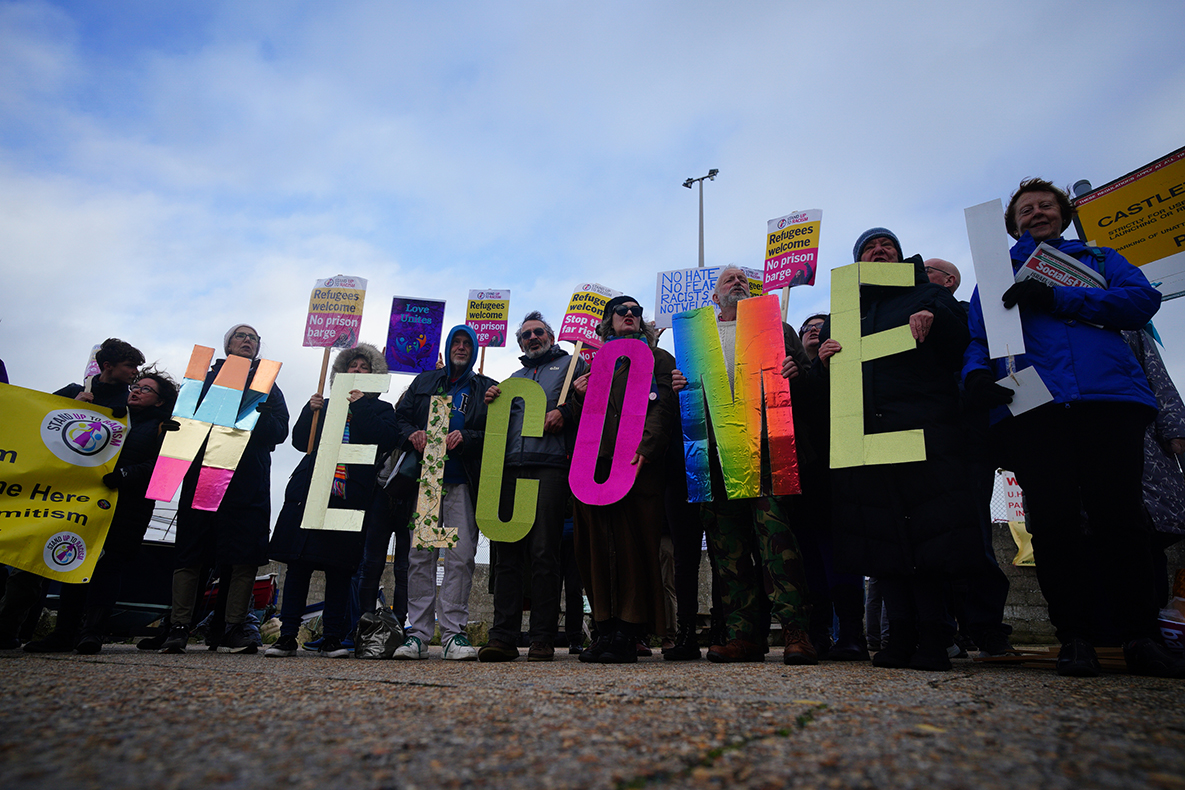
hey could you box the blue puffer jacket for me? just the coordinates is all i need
[962,232,1161,424]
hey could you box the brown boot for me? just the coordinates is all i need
[527,641,554,662]
[782,627,819,666]
[706,638,765,663]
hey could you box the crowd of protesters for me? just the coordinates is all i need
[2,177,1183,679]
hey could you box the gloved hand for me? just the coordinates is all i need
[256,400,271,413]
[1002,280,1056,312]
[161,419,181,432]
[111,404,128,419]
[102,469,125,489]
[965,369,1014,409]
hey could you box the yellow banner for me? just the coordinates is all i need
[0,384,125,583]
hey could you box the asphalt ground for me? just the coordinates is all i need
[2,644,1184,790]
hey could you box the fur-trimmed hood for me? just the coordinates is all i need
[330,342,388,386]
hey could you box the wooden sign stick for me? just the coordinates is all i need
[306,347,332,454]
[557,340,583,406]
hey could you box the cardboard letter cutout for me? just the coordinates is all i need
[412,395,454,548]
[476,377,545,541]
[672,297,800,501]
[829,262,926,468]
[300,373,391,532]
[147,345,282,510]
[569,338,654,505]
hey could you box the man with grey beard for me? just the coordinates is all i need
[479,312,589,662]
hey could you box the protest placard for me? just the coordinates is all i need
[557,282,621,405]
[0,383,127,583]
[764,210,822,291]
[558,282,621,347]
[653,266,762,329]
[303,275,367,349]
[385,297,446,375]
[466,289,510,348]
[966,199,1027,360]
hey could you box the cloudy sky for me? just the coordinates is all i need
[3,1,1184,529]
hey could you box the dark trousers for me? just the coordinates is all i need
[792,520,865,640]
[489,466,567,644]
[279,562,351,640]
[999,401,1157,645]
[949,461,1011,644]
[878,573,953,651]
[51,544,141,642]
[560,524,584,640]
[665,478,705,622]
[359,490,412,625]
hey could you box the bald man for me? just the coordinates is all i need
[923,258,961,295]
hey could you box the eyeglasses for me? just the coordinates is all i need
[521,327,549,339]
[232,332,260,343]
[800,324,823,335]
[613,305,643,318]
[129,384,159,395]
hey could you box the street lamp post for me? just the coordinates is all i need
[683,169,719,268]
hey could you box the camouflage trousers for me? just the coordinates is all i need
[701,495,810,640]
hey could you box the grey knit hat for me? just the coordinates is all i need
[224,324,260,358]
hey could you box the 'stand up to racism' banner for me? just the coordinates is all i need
[385,296,446,375]
[654,266,762,329]
[304,275,367,349]
[764,209,822,290]
[466,289,510,347]
[0,384,127,583]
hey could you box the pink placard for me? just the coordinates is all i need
[569,338,655,506]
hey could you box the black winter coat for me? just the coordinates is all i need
[55,379,129,414]
[828,256,981,576]
[103,402,171,556]
[269,396,399,570]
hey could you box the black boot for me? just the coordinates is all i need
[23,628,76,653]
[663,618,702,661]
[829,619,870,661]
[137,616,171,651]
[872,623,917,669]
[597,627,639,664]
[579,619,615,663]
[75,606,108,654]
[909,625,953,671]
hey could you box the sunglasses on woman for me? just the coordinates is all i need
[613,305,643,318]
